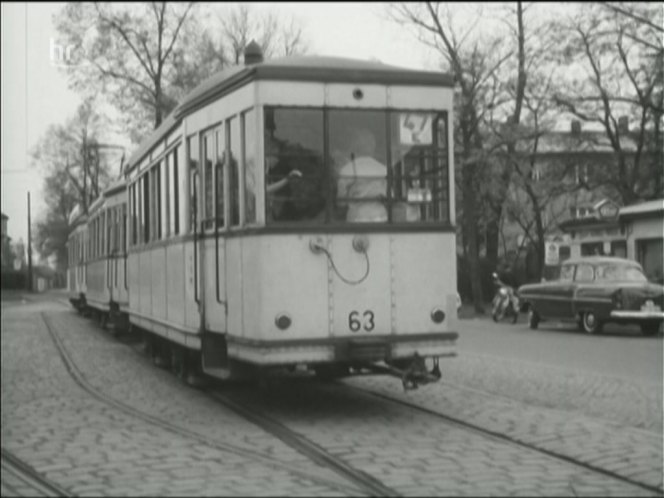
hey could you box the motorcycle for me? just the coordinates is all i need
[491,273,520,323]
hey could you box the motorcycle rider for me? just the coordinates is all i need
[491,269,520,318]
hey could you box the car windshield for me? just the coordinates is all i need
[595,264,647,282]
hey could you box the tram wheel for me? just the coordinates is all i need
[171,346,189,381]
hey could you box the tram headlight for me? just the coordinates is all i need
[430,308,446,324]
[275,313,292,330]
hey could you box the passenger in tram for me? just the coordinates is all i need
[336,128,388,222]
[265,135,302,221]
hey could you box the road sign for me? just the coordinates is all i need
[545,242,560,265]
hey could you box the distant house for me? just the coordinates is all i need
[619,199,664,283]
[500,118,660,282]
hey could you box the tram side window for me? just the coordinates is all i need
[131,184,137,246]
[243,109,257,225]
[215,130,225,228]
[188,135,199,233]
[203,133,214,230]
[389,111,449,223]
[264,107,325,224]
[142,174,150,243]
[156,163,162,240]
[160,158,169,238]
[228,117,240,227]
[169,148,180,235]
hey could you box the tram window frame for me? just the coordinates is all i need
[170,147,180,236]
[130,183,137,246]
[138,180,142,244]
[262,106,450,226]
[228,117,241,228]
[388,110,450,224]
[102,211,106,256]
[162,155,170,238]
[155,162,163,241]
[187,135,200,234]
[263,107,326,224]
[202,130,216,231]
[243,109,257,225]
[215,128,226,230]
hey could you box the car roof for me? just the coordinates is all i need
[561,256,641,267]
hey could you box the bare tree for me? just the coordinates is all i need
[215,4,309,63]
[552,2,663,203]
[31,101,120,271]
[390,2,520,311]
[55,2,197,141]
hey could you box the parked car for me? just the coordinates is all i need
[517,256,664,336]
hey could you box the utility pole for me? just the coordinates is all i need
[27,191,33,292]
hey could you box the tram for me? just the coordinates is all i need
[67,43,459,389]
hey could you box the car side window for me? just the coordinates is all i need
[559,264,575,282]
[575,264,594,282]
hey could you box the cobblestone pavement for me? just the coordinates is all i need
[442,351,662,433]
[2,297,663,496]
[1,301,356,497]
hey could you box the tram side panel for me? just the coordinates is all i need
[86,259,109,311]
[150,245,167,322]
[164,242,186,327]
[183,239,200,331]
[127,250,140,315]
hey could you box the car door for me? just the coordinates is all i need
[571,263,595,317]
[545,263,575,318]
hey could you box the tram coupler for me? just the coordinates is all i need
[371,354,442,391]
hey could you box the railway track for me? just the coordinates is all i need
[41,313,382,496]
[37,309,663,496]
[1,448,72,497]
[344,382,664,496]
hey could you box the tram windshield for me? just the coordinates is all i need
[264,107,450,225]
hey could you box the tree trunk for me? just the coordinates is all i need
[485,217,499,272]
[463,160,484,313]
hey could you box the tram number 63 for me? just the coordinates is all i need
[348,310,375,332]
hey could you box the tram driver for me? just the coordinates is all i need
[336,128,388,223]
[265,134,302,221]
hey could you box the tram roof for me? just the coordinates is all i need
[126,55,454,172]
[176,55,454,118]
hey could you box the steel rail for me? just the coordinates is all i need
[348,383,664,496]
[39,312,359,495]
[1,447,73,497]
[208,390,401,497]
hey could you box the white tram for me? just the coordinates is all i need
[67,204,88,311]
[69,44,459,389]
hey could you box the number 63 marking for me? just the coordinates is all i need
[348,310,375,332]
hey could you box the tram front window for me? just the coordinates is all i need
[265,108,325,223]
[263,107,450,225]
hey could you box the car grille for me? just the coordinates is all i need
[623,290,664,310]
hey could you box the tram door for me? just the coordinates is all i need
[199,128,228,334]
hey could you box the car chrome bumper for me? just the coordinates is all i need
[610,310,664,320]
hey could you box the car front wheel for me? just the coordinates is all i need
[582,311,603,334]
[528,309,540,329]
